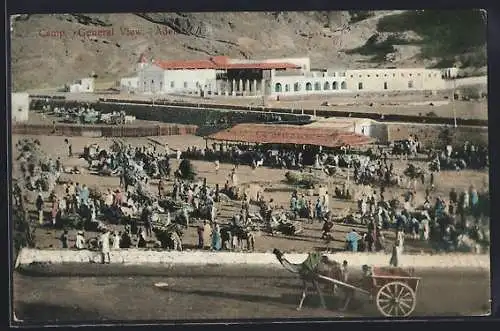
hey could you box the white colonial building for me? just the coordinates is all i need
[343,68,446,92]
[121,55,452,97]
[11,92,29,122]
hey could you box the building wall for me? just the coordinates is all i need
[270,72,349,96]
[163,69,217,93]
[139,65,165,93]
[344,68,446,92]
[11,93,29,122]
[80,78,95,92]
[138,64,217,94]
[120,77,139,93]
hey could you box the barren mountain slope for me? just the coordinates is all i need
[10,10,487,91]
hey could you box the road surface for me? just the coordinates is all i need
[13,264,490,324]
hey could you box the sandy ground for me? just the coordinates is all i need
[12,265,491,323]
[12,134,490,254]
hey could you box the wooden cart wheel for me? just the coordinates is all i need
[376,281,417,317]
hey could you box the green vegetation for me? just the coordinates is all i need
[347,10,487,67]
[344,34,413,62]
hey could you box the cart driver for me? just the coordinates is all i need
[339,260,353,312]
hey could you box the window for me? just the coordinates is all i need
[332,72,336,77]
[18,108,22,112]
[332,81,338,90]
[275,83,282,93]
[350,75,354,78]
[294,82,300,91]
[184,82,188,88]
[359,74,362,78]
[160,82,163,89]
[384,74,387,77]
[428,74,431,77]
[170,81,175,88]
[409,73,412,77]
[418,73,421,76]
[408,80,414,88]
[305,82,312,91]
[384,82,388,90]
[341,81,347,89]
[285,84,290,92]
[151,79,154,84]
[393,74,396,77]
[324,81,330,90]
[367,74,371,78]
[314,82,321,90]
[358,82,363,90]
[376,74,379,77]
[401,73,405,77]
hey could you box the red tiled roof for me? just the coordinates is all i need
[207,124,375,148]
[152,56,300,70]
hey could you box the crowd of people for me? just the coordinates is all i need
[13,132,490,264]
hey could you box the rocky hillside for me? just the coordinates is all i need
[10,10,487,91]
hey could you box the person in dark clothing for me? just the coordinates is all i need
[36,194,44,225]
[321,219,334,241]
[120,231,132,248]
[60,230,69,248]
[449,188,458,204]
[137,233,147,248]
[215,184,220,202]
[197,223,205,248]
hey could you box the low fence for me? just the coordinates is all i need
[12,123,198,137]
[15,248,490,270]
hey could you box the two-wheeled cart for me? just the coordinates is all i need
[317,266,421,317]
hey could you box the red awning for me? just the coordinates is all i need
[207,124,375,148]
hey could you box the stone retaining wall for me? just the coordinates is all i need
[12,123,198,137]
[16,248,490,270]
[387,123,488,149]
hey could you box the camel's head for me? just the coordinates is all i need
[272,248,283,259]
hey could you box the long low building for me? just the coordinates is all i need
[121,54,453,97]
[206,123,375,148]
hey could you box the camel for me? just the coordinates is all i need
[273,248,345,311]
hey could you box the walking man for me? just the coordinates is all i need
[100,228,111,264]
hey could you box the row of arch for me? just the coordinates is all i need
[275,81,347,93]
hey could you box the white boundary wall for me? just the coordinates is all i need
[16,249,490,270]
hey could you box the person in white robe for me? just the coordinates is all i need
[113,232,121,249]
[75,231,86,250]
[99,229,111,264]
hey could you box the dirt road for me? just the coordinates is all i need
[13,265,490,324]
